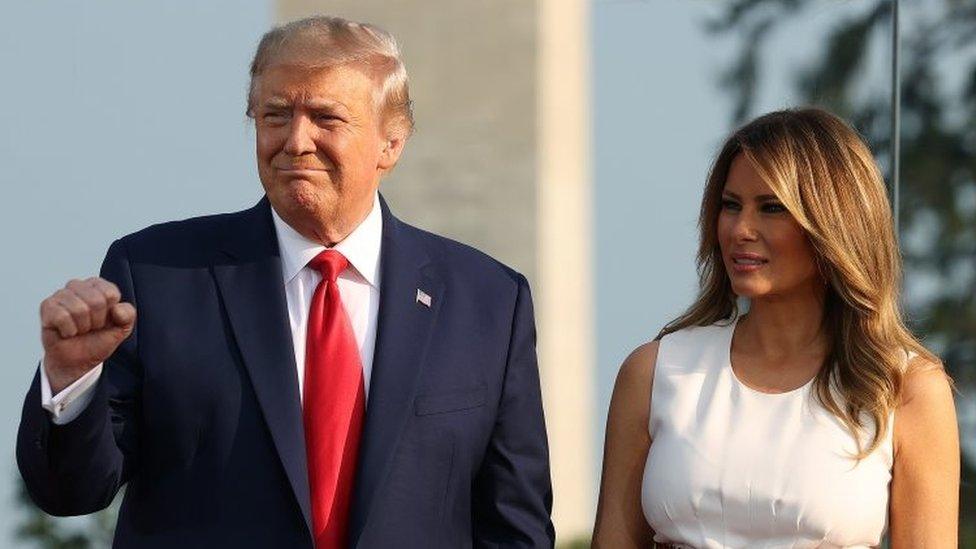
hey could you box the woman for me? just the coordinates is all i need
[593,108,959,547]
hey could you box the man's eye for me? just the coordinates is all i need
[263,112,288,123]
[316,114,341,123]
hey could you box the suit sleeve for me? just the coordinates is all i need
[472,274,556,547]
[16,238,143,516]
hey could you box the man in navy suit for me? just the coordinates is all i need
[17,16,554,548]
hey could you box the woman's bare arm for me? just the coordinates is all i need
[592,341,659,548]
[889,358,959,548]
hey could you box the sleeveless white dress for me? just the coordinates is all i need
[641,317,894,548]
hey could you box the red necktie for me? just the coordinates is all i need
[304,250,365,548]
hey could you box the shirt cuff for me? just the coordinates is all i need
[40,361,103,425]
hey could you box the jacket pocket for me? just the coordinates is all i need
[414,386,487,416]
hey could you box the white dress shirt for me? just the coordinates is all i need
[41,193,383,424]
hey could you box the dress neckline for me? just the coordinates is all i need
[725,315,819,397]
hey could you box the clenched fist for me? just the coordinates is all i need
[40,277,136,394]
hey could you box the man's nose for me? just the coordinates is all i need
[283,115,316,156]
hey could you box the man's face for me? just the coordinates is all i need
[253,62,395,243]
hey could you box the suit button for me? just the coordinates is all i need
[34,437,43,450]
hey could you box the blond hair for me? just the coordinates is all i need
[246,15,413,137]
[659,108,940,458]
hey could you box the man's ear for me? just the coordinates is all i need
[378,130,406,171]
[377,136,405,170]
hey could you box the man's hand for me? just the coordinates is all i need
[40,277,136,394]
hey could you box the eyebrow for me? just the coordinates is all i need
[722,191,780,202]
[304,98,349,112]
[259,97,351,113]
[261,97,292,110]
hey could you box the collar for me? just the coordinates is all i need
[270,192,383,288]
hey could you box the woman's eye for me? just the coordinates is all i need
[721,199,741,211]
[762,202,787,213]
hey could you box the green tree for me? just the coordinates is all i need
[15,476,118,549]
[709,0,975,543]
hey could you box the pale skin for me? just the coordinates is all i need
[41,57,406,394]
[593,155,959,547]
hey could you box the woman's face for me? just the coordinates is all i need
[717,154,821,301]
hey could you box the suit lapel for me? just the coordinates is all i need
[349,197,443,547]
[211,198,313,536]
[207,196,440,545]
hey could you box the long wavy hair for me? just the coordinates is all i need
[658,107,939,458]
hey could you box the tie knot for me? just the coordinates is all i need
[308,250,349,283]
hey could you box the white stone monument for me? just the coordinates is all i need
[275,1,595,541]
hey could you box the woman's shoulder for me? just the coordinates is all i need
[605,341,661,441]
[612,318,736,404]
[616,341,660,392]
[899,354,953,410]
[654,318,736,367]
[659,318,736,344]
[894,353,956,451]
[613,316,734,394]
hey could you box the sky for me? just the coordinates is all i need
[593,0,975,503]
[591,0,822,480]
[1,0,967,544]
[0,0,773,538]
[0,1,270,542]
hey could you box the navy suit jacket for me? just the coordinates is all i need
[17,196,554,548]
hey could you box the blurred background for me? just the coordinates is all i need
[0,0,971,546]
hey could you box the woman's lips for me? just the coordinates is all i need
[730,252,768,273]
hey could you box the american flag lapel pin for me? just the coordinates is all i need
[416,289,432,308]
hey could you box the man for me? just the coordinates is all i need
[17,16,554,548]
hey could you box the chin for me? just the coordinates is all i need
[730,281,770,299]
[279,178,335,208]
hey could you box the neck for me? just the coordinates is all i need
[739,284,829,359]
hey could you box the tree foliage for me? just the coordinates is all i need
[708,0,976,539]
[709,1,975,378]
[15,478,118,549]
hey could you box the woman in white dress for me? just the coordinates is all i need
[593,108,959,548]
